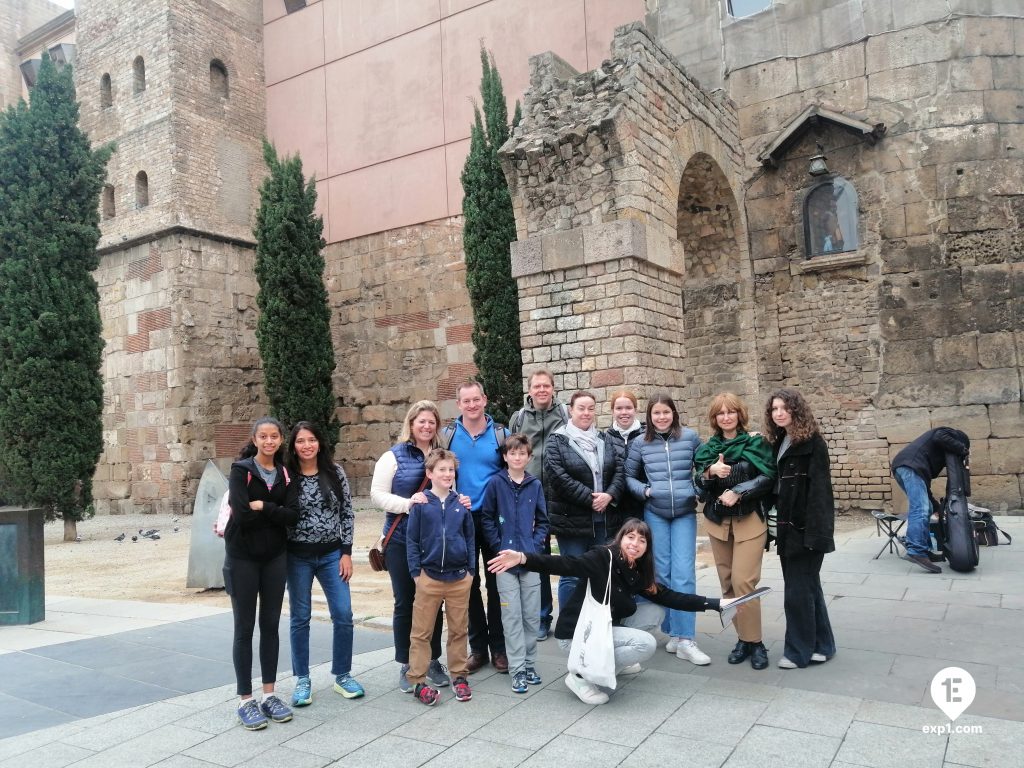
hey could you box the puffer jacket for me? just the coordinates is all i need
[543,427,625,538]
[605,422,646,523]
[624,428,701,520]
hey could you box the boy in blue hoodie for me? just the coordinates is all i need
[481,434,549,693]
[407,448,475,706]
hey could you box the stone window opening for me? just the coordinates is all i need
[102,185,115,219]
[727,0,772,18]
[803,177,859,258]
[133,56,146,94]
[100,73,112,108]
[135,171,149,209]
[210,59,228,98]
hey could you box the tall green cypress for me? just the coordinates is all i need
[460,48,522,423]
[0,55,113,540]
[253,140,339,448]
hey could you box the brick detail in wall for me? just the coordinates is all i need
[126,246,163,281]
[437,363,480,402]
[374,311,440,333]
[446,324,474,345]
[215,423,253,459]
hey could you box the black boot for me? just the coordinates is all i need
[750,642,769,670]
[727,640,751,664]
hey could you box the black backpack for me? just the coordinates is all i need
[971,508,1012,546]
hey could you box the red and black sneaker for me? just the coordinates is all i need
[414,683,439,706]
[452,676,472,702]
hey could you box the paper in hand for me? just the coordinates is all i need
[720,586,772,628]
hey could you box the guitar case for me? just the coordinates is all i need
[940,452,979,572]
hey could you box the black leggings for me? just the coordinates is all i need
[225,552,287,696]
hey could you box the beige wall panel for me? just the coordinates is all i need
[264,2,325,85]
[440,0,588,143]
[440,0,490,17]
[445,138,471,217]
[266,69,328,180]
[263,0,288,24]
[328,148,449,241]
[316,178,331,242]
[325,24,444,174]
[324,0,439,60]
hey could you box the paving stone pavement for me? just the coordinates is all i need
[0,519,1020,767]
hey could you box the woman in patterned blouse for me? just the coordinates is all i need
[284,420,364,708]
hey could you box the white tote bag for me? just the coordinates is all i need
[567,550,617,689]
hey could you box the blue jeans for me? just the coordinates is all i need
[287,549,353,678]
[894,466,931,557]
[555,519,607,614]
[644,511,697,638]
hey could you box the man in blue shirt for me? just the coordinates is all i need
[443,381,510,673]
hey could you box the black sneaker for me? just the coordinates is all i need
[903,552,942,574]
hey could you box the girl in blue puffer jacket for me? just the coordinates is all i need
[624,393,710,667]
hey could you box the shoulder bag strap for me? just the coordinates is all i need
[603,550,613,605]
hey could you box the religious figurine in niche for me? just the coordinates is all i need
[805,180,856,257]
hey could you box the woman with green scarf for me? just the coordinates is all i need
[693,393,776,670]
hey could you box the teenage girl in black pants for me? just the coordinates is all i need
[224,416,299,730]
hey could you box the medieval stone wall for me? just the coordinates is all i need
[325,218,478,495]
[733,14,1024,510]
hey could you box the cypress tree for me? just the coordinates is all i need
[0,55,112,540]
[253,140,339,448]
[460,48,522,423]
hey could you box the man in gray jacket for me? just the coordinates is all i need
[509,369,568,639]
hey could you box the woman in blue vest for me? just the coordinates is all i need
[370,401,450,693]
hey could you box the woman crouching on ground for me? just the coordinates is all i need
[488,518,727,705]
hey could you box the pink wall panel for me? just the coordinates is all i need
[440,0,490,16]
[263,0,287,25]
[584,0,647,69]
[327,148,449,242]
[440,0,589,143]
[266,69,329,181]
[264,3,325,86]
[324,24,445,175]
[323,0,439,61]
[444,138,471,218]
[315,178,331,243]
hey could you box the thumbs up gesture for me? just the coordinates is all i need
[709,453,731,479]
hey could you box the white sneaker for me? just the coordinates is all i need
[778,656,798,669]
[665,636,681,654]
[565,674,609,705]
[618,663,643,675]
[811,653,828,663]
[676,639,711,666]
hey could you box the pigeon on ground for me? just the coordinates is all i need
[115,533,125,542]
[132,535,138,542]
[143,529,158,537]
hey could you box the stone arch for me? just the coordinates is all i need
[210,59,228,98]
[135,171,149,208]
[672,144,759,421]
[133,56,146,94]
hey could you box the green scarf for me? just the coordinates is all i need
[694,431,777,479]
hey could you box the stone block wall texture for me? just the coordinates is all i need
[0,0,65,111]
[75,0,267,514]
[324,218,478,496]
[733,11,1024,510]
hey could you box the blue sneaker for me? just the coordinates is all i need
[511,671,528,694]
[524,667,542,685]
[292,676,312,707]
[237,699,268,730]
[427,659,450,688]
[334,674,365,699]
[259,694,293,723]
[398,663,413,694]
[537,624,550,642]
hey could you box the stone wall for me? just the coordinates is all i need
[0,0,65,111]
[734,13,1024,510]
[325,218,477,495]
[77,0,268,514]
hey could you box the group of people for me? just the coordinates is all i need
[221,370,841,728]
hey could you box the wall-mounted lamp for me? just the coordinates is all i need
[808,142,829,176]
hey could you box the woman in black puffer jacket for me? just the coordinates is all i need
[543,391,625,614]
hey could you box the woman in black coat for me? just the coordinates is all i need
[543,391,625,613]
[488,518,725,705]
[764,388,836,669]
